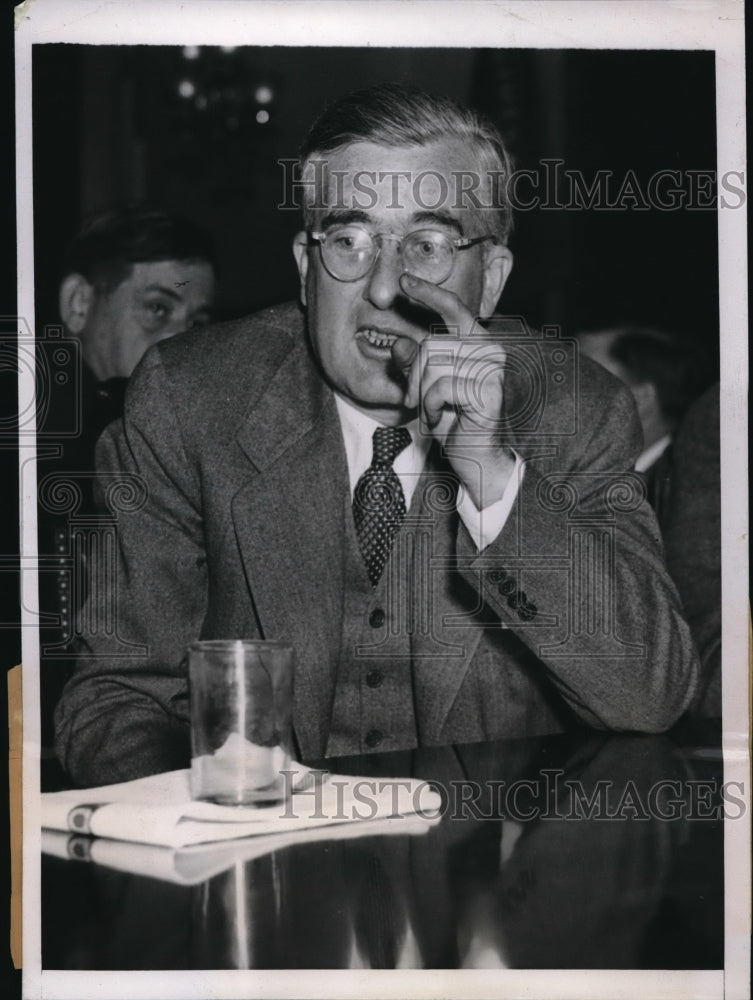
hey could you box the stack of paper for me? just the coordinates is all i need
[42,808,435,887]
[41,765,443,849]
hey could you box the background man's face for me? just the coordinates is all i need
[84,258,215,378]
[294,139,508,425]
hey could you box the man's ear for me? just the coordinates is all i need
[479,245,513,320]
[59,273,95,333]
[292,232,309,306]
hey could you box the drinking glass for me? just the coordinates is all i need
[188,639,295,806]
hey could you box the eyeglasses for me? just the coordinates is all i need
[308,224,497,284]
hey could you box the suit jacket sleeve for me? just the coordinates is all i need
[54,350,206,785]
[663,384,721,716]
[455,374,699,732]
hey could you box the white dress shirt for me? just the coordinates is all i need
[334,393,524,552]
[634,433,672,473]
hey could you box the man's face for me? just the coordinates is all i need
[80,259,216,379]
[293,140,511,425]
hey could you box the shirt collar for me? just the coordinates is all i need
[635,433,672,473]
[333,392,430,493]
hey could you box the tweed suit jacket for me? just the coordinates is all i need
[54,302,699,786]
[664,384,721,716]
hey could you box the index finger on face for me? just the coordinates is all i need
[390,335,421,409]
[399,272,474,336]
[390,335,419,374]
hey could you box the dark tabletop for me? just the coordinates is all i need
[41,721,724,971]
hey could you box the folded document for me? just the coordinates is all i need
[41,766,442,849]
[42,807,434,886]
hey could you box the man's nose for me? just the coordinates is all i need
[168,307,204,336]
[364,238,403,310]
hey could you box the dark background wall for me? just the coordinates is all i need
[32,45,718,354]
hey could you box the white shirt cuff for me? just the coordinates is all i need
[456,451,525,552]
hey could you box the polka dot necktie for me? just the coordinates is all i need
[353,426,412,587]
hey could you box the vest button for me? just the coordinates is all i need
[369,608,386,628]
[366,670,383,688]
[365,729,384,748]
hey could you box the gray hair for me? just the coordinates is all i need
[299,83,515,244]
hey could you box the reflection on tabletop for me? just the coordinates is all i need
[42,726,724,970]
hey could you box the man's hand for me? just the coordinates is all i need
[393,272,516,510]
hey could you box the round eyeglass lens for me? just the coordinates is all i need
[402,230,454,282]
[322,226,376,280]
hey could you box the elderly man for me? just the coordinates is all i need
[54,85,698,786]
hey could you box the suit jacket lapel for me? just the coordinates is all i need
[409,444,486,743]
[232,343,347,759]
[227,327,557,754]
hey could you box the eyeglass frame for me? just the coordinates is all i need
[307,225,498,285]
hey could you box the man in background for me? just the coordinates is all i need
[576,325,710,527]
[55,205,216,472]
[38,206,216,749]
